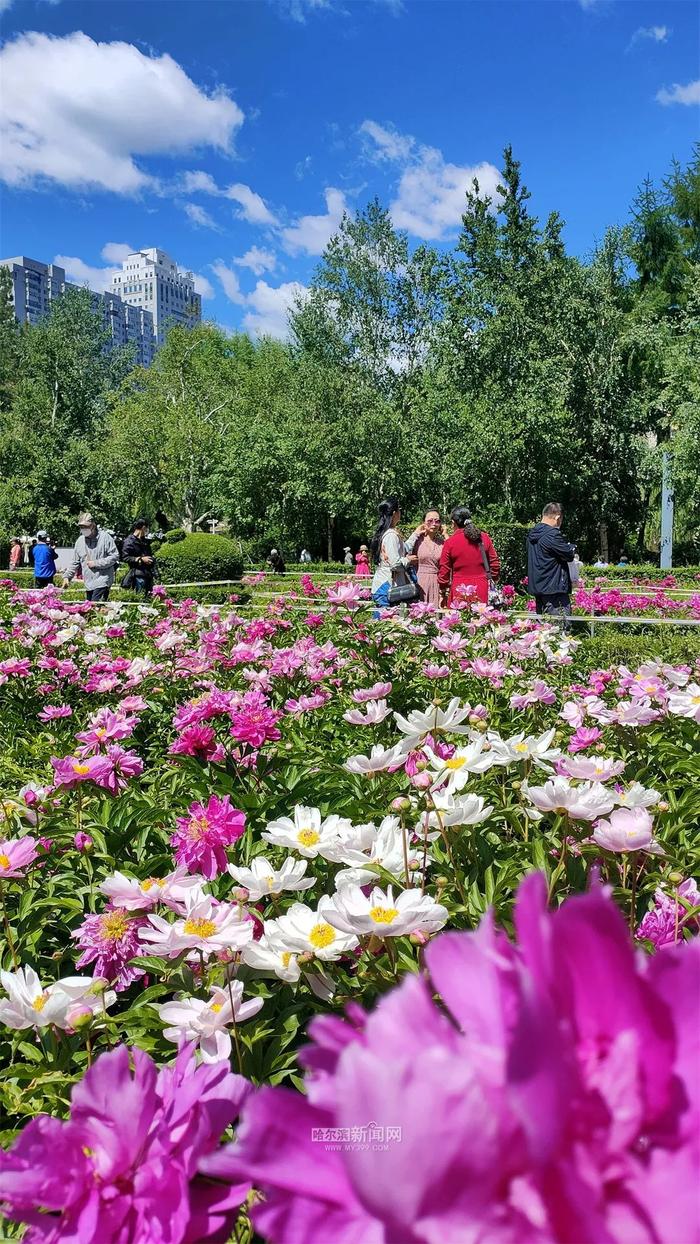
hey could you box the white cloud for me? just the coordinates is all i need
[193,273,215,300]
[242,280,307,339]
[53,254,119,293]
[0,32,243,193]
[225,183,278,225]
[101,242,133,264]
[281,187,348,255]
[184,202,220,230]
[211,262,247,305]
[182,171,278,225]
[233,246,278,275]
[656,79,700,105]
[182,170,221,195]
[630,24,670,45]
[391,147,500,241]
[359,119,414,163]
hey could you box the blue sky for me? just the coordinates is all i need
[0,0,698,337]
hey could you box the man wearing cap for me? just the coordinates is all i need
[63,513,119,601]
[32,531,58,589]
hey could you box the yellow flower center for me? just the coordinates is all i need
[514,743,529,754]
[297,828,320,847]
[184,917,217,938]
[369,906,399,924]
[72,763,91,775]
[308,922,336,949]
[0,853,10,869]
[95,728,106,737]
[32,992,49,1012]
[281,951,292,967]
[188,817,210,841]
[141,877,160,891]
[100,911,129,941]
[692,695,700,706]
[210,1002,223,1013]
[444,757,465,770]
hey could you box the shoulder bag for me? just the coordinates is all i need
[384,533,420,606]
[477,536,504,608]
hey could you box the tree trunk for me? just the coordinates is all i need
[598,521,609,562]
[327,513,334,561]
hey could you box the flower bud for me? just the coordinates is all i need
[656,801,669,812]
[390,797,411,812]
[410,772,431,789]
[409,930,429,946]
[74,832,93,853]
[232,887,250,902]
[668,870,684,884]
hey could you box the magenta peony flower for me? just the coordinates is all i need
[229,691,282,749]
[0,1043,252,1244]
[637,879,700,949]
[0,835,39,879]
[170,724,218,760]
[37,704,73,722]
[51,753,114,790]
[97,745,144,794]
[72,906,147,991]
[216,873,700,1244]
[171,795,246,879]
[568,725,604,753]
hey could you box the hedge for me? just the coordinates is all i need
[582,563,700,586]
[576,628,700,668]
[155,533,243,584]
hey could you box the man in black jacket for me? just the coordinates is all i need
[121,519,156,594]
[526,502,576,620]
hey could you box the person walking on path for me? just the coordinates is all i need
[406,509,445,606]
[63,513,119,602]
[370,498,417,609]
[121,518,156,595]
[438,507,500,607]
[355,544,371,577]
[32,531,58,589]
[526,502,577,620]
[8,538,22,571]
[343,547,353,567]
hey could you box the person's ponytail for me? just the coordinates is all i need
[370,497,400,564]
[451,505,481,544]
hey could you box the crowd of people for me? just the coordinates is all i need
[9,499,579,618]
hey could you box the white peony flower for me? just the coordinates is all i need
[394,697,472,746]
[154,982,263,1063]
[429,738,496,790]
[488,728,560,768]
[325,884,448,939]
[242,932,302,982]
[100,867,204,912]
[667,683,700,723]
[423,791,494,829]
[272,900,359,961]
[613,782,662,809]
[228,855,315,900]
[262,806,351,858]
[138,893,253,959]
[0,965,115,1031]
[557,756,625,782]
[344,742,409,775]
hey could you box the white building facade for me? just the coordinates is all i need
[1,256,156,367]
[111,248,201,346]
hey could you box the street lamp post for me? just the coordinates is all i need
[660,451,674,570]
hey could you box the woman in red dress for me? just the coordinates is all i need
[438,506,500,607]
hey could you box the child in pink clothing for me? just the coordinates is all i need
[355,545,371,576]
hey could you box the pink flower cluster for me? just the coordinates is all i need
[171,794,246,878]
[216,874,699,1244]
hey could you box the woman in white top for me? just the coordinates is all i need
[370,498,417,608]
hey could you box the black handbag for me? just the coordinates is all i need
[477,538,503,607]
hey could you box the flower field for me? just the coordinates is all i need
[0,579,698,1243]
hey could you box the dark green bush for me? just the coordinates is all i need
[1,570,36,588]
[159,528,187,544]
[487,523,530,588]
[583,563,700,586]
[155,533,243,584]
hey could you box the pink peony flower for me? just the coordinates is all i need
[171,795,246,879]
[592,806,664,855]
[51,753,114,790]
[215,873,700,1244]
[170,724,218,760]
[96,745,144,795]
[229,691,282,749]
[72,906,147,991]
[0,1044,252,1243]
[637,879,700,948]
[37,704,73,722]
[73,832,93,852]
[0,835,39,879]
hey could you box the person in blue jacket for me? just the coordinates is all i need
[526,502,577,620]
[32,530,58,589]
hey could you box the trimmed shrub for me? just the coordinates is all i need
[155,533,243,584]
[159,528,187,544]
[582,564,700,586]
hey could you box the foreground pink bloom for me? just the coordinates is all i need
[215,873,700,1244]
[0,1044,252,1244]
[0,835,39,879]
[171,795,246,878]
[51,753,114,790]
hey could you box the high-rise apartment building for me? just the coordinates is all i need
[0,256,156,367]
[111,248,201,346]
